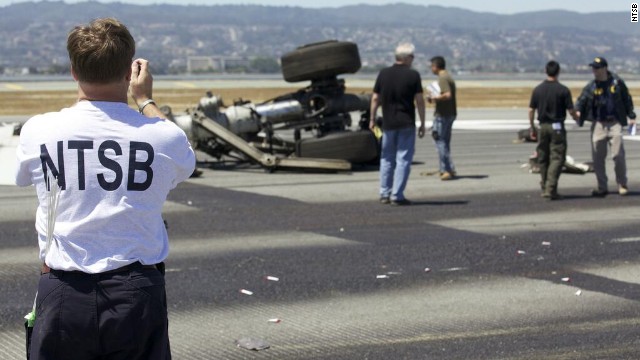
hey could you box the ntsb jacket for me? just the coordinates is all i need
[575,71,636,126]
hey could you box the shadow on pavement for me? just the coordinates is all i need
[451,174,489,180]
[407,200,469,206]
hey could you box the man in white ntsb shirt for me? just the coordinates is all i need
[15,18,195,360]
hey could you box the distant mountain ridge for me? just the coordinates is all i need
[0,2,637,74]
[0,2,631,32]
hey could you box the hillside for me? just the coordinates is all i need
[0,2,637,75]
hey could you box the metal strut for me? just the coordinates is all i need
[192,115,351,171]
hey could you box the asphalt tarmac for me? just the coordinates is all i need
[2,120,640,359]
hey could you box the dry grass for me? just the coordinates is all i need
[2,87,639,116]
[0,88,306,116]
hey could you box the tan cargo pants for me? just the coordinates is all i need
[591,120,627,191]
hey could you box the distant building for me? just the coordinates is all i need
[187,56,252,73]
[187,56,224,73]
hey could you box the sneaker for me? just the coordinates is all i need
[619,185,629,196]
[591,188,608,198]
[440,172,453,181]
[379,196,390,204]
[390,198,412,206]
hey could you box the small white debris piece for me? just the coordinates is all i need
[240,289,254,295]
[386,271,402,275]
[376,275,389,279]
[236,337,270,351]
[268,318,282,323]
[575,290,582,296]
[424,268,432,273]
[516,250,526,256]
[339,227,345,232]
[561,277,571,283]
[541,241,551,246]
[187,200,193,206]
[265,276,279,282]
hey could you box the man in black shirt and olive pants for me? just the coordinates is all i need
[529,60,577,200]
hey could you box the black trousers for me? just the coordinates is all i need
[29,262,171,360]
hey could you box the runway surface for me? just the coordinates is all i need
[2,115,640,359]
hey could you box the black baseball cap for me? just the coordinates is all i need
[589,57,608,69]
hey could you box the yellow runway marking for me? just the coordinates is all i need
[173,81,197,89]
[3,83,24,90]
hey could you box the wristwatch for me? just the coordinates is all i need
[138,99,156,114]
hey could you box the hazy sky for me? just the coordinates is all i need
[0,0,625,14]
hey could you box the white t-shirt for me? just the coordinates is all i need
[15,101,196,273]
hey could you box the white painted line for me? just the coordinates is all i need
[454,120,530,131]
[420,119,530,131]
[439,267,468,272]
[610,236,640,243]
[0,123,19,185]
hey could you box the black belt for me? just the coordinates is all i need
[41,261,158,275]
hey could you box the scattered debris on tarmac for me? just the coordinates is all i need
[236,337,271,351]
[240,289,254,296]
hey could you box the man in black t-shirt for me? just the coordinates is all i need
[528,60,576,200]
[369,43,426,206]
